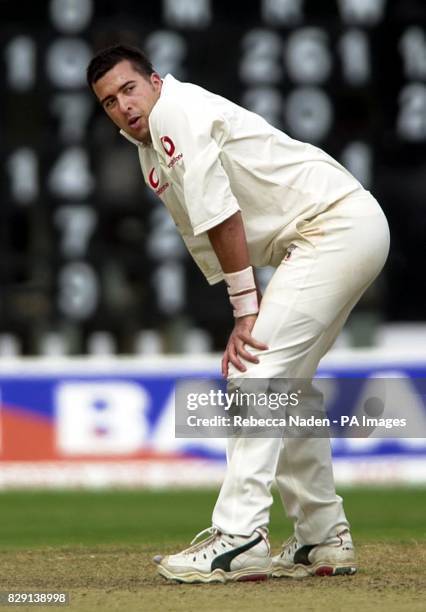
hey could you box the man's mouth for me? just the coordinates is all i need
[128,115,141,129]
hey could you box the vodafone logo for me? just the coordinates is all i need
[160,135,183,169]
[148,167,159,189]
[148,167,169,196]
[161,136,176,157]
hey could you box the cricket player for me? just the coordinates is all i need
[87,44,390,583]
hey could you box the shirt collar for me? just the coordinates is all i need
[119,129,144,147]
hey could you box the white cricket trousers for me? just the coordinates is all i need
[212,190,390,543]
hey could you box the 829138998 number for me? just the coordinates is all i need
[0,592,69,605]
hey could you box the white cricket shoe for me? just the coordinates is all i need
[154,526,272,583]
[272,529,357,578]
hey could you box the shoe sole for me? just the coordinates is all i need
[272,562,357,579]
[157,563,272,584]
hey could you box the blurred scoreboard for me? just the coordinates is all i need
[0,0,425,354]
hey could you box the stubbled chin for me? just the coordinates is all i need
[127,126,151,145]
[139,132,152,145]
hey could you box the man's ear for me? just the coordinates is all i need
[150,72,162,89]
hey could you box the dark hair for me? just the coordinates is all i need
[87,43,155,90]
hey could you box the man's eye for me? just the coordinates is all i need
[105,99,115,109]
[125,85,134,93]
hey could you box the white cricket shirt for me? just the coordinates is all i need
[121,74,363,284]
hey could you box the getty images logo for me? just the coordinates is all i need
[161,135,183,169]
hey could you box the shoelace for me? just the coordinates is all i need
[190,526,216,545]
[279,535,298,558]
[180,527,220,555]
[185,526,270,557]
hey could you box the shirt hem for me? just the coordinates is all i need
[206,272,224,285]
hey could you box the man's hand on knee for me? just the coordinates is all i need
[222,314,268,377]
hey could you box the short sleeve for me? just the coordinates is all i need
[149,93,240,236]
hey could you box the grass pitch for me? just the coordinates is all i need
[0,488,424,611]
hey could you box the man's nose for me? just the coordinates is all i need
[118,96,131,113]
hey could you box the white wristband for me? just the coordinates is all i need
[224,266,256,296]
[229,290,259,318]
